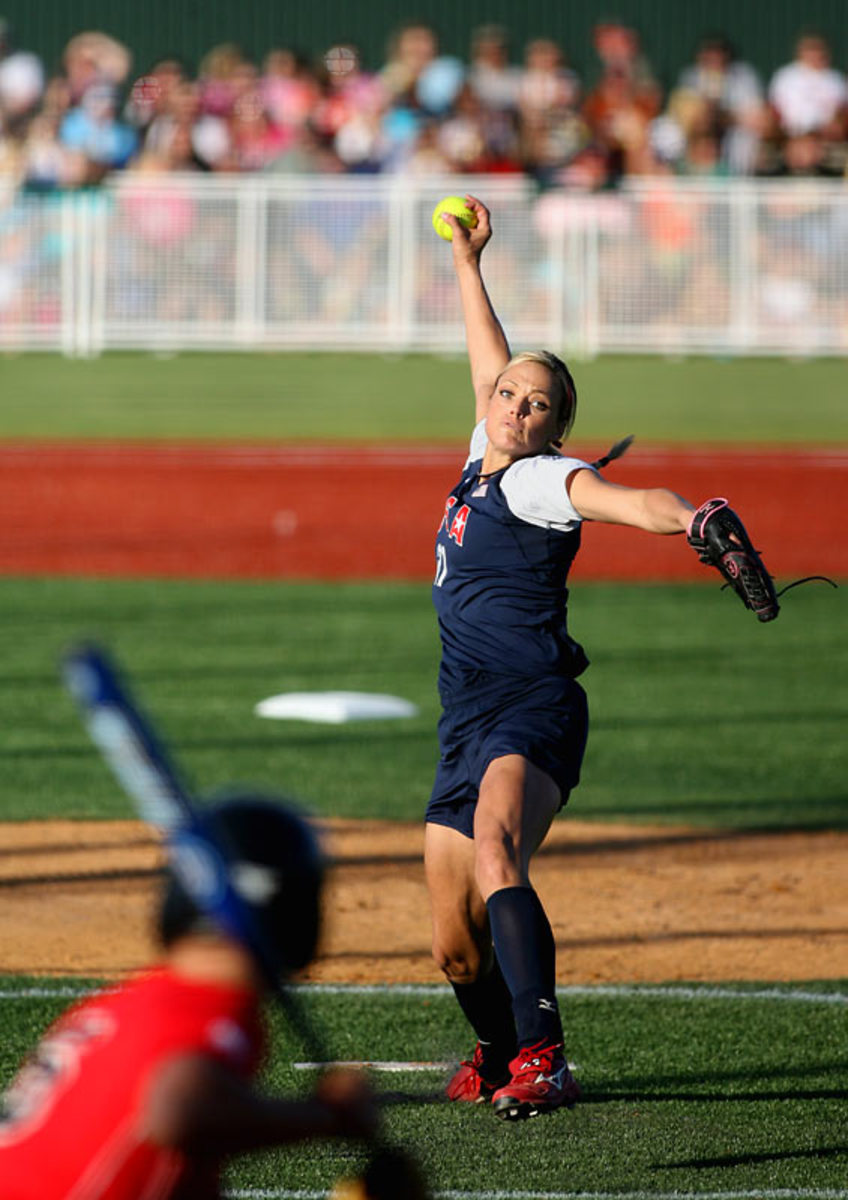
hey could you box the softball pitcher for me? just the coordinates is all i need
[426,195,699,1120]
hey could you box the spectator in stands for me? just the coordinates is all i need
[768,32,848,139]
[20,111,87,190]
[380,22,438,106]
[760,129,844,177]
[672,33,767,173]
[59,80,138,181]
[62,30,132,103]
[229,78,291,171]
[0,24,44,134]
[137,78,204,170]
[314,46,384,136]
[517,36,580,125]
[261,47,323,135]
[123,58,205,173]
[432,83,493,172]
[582,67,651,178]
[464,25,523,171]
[0,21,46,183]
[125,56,188,141]
[589,19,661,111]
[582,19,662,179]
[11,74,79,190]
[377,22,439,169]
[678,129,728,177]
[187,44,257,171]
[516,37,584,182]
[401,117,452,174]
[314,44,386,173]
[468,25,522,113]
[197,42,250,118]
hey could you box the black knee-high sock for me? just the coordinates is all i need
[449,958,517,1079]
[486,885,563,1050]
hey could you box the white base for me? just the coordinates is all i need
[254,691,419,724]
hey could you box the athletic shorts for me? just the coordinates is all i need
[426,673,588,839]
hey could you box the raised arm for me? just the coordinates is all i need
[440,196,511,421]
[567,468,694,533]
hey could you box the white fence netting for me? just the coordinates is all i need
[1,174,847,356]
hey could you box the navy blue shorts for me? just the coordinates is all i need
[426,673,588,839]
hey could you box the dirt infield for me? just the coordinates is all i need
[2,442,847,580]
[2,818,847,983]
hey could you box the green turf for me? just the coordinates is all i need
[2,576,845,828]
[1,979,846,1195]
[2,351,847,442]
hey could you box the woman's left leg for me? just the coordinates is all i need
[425,821,518,1098]
[474,753,580,1119]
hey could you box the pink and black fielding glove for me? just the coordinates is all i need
[687,497,779,622]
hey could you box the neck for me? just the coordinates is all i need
[480,448,513,475]
[481,442,559,476]
[166,935,263,990]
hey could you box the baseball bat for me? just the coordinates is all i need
[62,643,324,1034]
[62,644,193,834]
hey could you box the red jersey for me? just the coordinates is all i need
[0,967,264,1200]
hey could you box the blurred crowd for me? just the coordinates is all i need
[1,17,848,191]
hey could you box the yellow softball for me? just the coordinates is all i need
[432,195,478,241]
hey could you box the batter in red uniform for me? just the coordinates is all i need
[0,798,377,1199]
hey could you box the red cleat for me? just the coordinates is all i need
[492,1042,580,1120]
[446,1042,510,1103]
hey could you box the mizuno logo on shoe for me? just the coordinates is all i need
[534,1065,567,1087]
[538,998,557,1012]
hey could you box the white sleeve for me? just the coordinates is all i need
[501,454,596,531]
[463,419,488,467]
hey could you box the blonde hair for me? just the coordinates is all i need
[500,350,578,441]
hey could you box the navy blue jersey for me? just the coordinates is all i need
[433,422,594,701]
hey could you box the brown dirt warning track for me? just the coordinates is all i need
[1,439,847,984]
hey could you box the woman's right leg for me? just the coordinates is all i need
[425,821,517,1097]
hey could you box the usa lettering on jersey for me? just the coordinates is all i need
[439,496,470,546]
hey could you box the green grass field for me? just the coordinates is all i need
[1,352,846,1198]
[2,979,847,1196]
[2,576,845,828]
[2,351,847,442]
